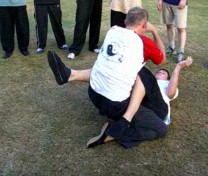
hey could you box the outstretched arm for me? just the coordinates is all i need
[166,56,193,99]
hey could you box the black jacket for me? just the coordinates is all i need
[34,0,60,5]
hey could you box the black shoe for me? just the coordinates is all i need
[3,52,12,59]
[21,50,30,56]
[47,50,71,85]
[87,122,110,148]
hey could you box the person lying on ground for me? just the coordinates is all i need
[87,56,193,148]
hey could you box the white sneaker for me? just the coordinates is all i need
[93,48,100,54]
[36,48,44,54]
[60,44,68,50]
[67,53,75,59]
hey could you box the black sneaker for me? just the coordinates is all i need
[2,52,13,59]
[87,122,110,148]
[21,50,30,56]
[166,46,175,55]
[47,50,71,85]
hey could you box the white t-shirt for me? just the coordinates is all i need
[90,26,144,102]
[157,80,179,125]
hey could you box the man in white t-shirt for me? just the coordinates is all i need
[87,56,193,148]
[48,7,168,148]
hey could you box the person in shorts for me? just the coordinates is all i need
[157,0,188,62]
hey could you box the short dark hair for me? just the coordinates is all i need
[158,69,171,80]
[125,7,148,26]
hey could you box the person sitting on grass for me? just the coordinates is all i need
[47,7,168,148]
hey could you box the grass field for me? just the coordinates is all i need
[0,0,208,175]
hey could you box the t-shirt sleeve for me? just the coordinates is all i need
[140,35,164,65]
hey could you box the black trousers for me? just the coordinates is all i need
[111,10,126,28]
[88,67,168,148]
[68,0,102,55]
[34,4,66,49]
[0,6,29,53]
[118,105,168,148]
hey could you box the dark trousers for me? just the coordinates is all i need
[34,4,66,49]
[69,0,102,55]
[118,105,168,148]
[0,6,29,53]
[111,10,126,28]
[89,67,168,148]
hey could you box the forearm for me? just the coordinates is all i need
[166,56,193,98]
[151,29,166,62]
[123,76,145,122]
[166,66,180,99]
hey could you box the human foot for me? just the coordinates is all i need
[87,122,113,148]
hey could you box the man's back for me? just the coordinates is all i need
[90,26,144,102]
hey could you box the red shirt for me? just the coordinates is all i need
[140,35,164,65]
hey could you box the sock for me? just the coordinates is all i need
[178,48,184,54]
[169,43,175,50]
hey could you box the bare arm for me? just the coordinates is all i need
[166,56,193,99]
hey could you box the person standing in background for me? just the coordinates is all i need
[111,0,142,27]
[34,0,68,54]
[0,0,30,59]
[67,0,103,59]
[157,0,188,62]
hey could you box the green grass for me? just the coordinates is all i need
[0,0,208,175]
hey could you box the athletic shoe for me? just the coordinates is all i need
[166,46,175,55]
[67,53,75,59]
[36,48,44,54]
[175,52,184,63]
[59,44,68,50]
[89,48,100,54]
[93,48,100,54]
[21,50,30,56]
[87,122,110,148]
[2,52,13,59]
[47,50,71,85]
